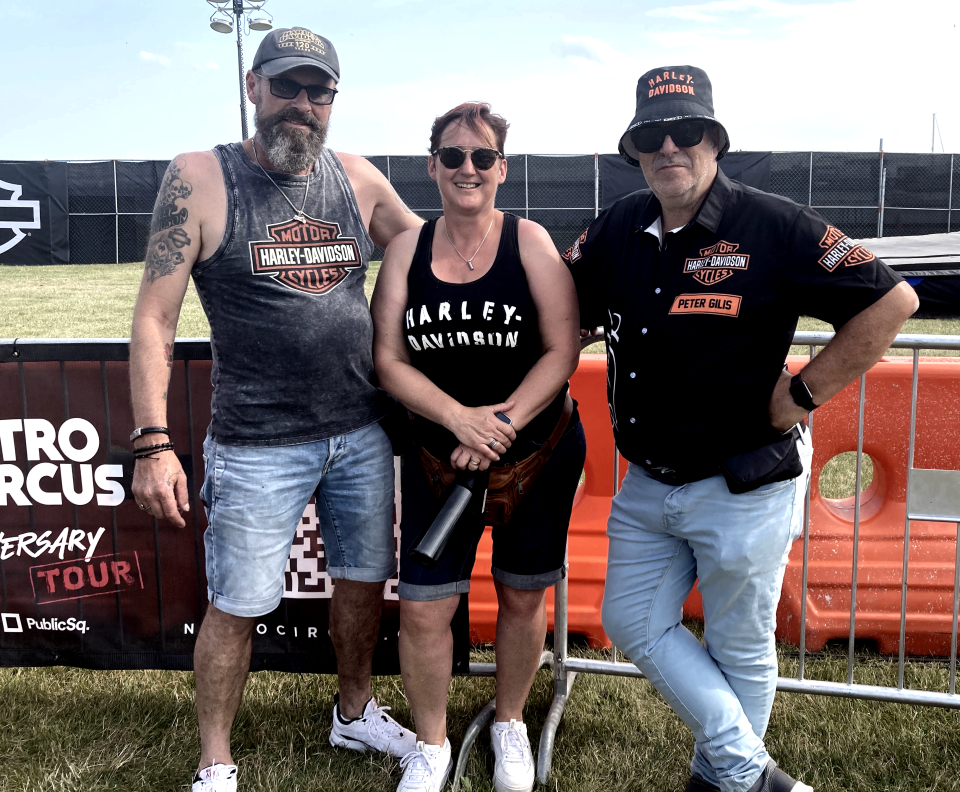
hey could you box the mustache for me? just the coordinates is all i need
[651,153,691,170]
[267,107,324,132]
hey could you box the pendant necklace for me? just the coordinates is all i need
[443,216,495,271]
[251,138,313,223]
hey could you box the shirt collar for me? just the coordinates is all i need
[634,165,733,236]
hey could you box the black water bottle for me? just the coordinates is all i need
[409,469,488,570]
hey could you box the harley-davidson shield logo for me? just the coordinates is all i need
[249,215,362,295]
[684,240,749,285]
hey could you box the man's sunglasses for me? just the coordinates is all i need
[433,146,503,171]
[256,73,337,106]
[630,119,708,153]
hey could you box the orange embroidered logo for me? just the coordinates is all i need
[684,241,750,286]
[669,293,742,317]
[647,70,696,98]
[817,226,875,272]
[249,215,361,295]
[563,229,588,263]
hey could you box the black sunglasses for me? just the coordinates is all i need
[433,146,503,171]
[630,120,708,153]
[256,73,338,106]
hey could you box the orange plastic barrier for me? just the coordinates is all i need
[468,355,960,656]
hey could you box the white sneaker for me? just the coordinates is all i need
[490,719,535,792]
[398,739,453,792]
[192,763,237,792]
[329,696,417,758]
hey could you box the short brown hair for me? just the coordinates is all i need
[428,102,509,155]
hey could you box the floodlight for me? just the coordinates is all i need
[249,16,272,31]
[210,13,233,33]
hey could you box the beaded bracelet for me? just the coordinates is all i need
[133,441,176,460]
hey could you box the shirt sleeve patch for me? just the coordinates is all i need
[562,229,588,263]
[817,225,876,272]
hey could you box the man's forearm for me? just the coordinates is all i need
[798,282,918,405]
[130,314,177,436]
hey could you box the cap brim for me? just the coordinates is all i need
[256,56,338,82]
[618,113,730,164]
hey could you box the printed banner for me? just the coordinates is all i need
[0,161,69,266]
[0,341,469,674]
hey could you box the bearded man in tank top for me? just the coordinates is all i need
[129,27,423,792]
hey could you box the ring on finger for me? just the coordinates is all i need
[488,438,498,450]
[138,502,150,512]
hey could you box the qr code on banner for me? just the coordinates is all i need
[283,494,401,601]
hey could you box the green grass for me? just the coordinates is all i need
[2,642,959,792]
[3,263,960,790]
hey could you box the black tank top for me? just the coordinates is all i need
[404,213,567,462]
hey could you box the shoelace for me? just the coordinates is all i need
[363,702,404,742]
[498,726,531,767]
[399,748,436,787]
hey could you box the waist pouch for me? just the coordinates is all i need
[719,425,803,495]
[417,391,574,526]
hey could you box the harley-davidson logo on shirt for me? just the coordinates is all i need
[683,240,750,285]
[249,215,361,295]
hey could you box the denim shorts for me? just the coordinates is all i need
[200,421,396,618]
[398,421,586,602]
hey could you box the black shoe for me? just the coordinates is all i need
[747,760,813,792]
[684,775,721,792]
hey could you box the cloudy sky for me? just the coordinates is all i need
[0,0,956,160]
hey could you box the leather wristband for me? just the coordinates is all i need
[789,374,818,412]
[130,426,170,442]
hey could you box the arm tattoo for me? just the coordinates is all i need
[164,343,174,368]
[145,158,194,283]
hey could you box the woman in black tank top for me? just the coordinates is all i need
[372,103,585,791]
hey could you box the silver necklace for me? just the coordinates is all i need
[442,216,495,271]
[251,138,313,223]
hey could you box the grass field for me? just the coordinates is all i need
[2,263,960,791]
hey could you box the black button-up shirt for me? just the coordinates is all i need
[563,169,903,471]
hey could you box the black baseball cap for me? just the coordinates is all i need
[618,65,730,165]
[252,27,340,82]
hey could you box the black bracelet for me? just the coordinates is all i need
[133,442,175,458]
[130,426,170,442]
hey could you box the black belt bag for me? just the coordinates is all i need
[719,425,804,495]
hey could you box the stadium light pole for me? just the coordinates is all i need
[206,0,273,140]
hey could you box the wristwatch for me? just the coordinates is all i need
[789,374,818,412]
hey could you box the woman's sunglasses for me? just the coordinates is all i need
[256,73,338,106]
[630,120,708,154]
[433,146,503,171]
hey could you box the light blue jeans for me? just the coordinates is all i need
[201,421,396,618]
[601,428,812,792]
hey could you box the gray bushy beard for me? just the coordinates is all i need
[254,105,328,173]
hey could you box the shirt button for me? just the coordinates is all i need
[655,288,661,294]
[630,417,636,424]
[641,328,648,334]
[630,372,636,379]
[646,459,651,465]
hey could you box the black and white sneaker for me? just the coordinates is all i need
[192,763,237,792]
[329,695,417,759]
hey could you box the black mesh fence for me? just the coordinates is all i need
[47,151,959,267]
[770,152,810,205]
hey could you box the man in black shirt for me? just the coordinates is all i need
[563,66,917,792]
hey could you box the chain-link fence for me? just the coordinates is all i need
[57,152,957,265]
[770,152,956,239]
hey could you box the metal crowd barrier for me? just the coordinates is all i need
[492,330,960,787]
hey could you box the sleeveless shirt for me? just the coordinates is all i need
[192,142,389,446]
[404,213,568,462]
